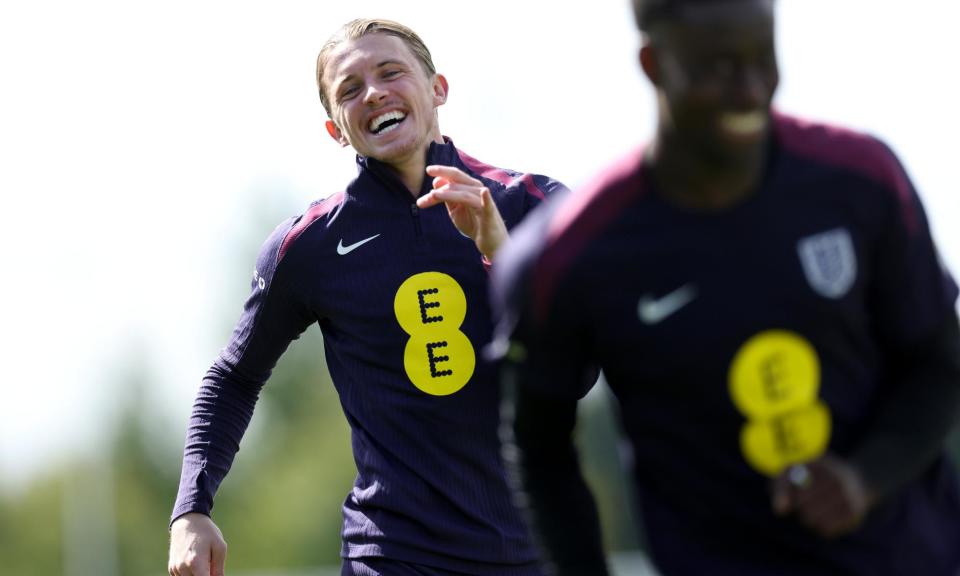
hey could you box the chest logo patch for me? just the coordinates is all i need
[797,228,857,299]
[394,272,475,396]
[728,330,832,476]
[638,283,697,325]
[337,234,381,255]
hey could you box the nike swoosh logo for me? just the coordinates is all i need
[336,234,381,256]
[638,283,697,325]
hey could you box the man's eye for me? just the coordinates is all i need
[340,86,360,100]
[383,69,401,79]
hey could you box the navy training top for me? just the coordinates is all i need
[173,138,567,575]
[494,112,960,575]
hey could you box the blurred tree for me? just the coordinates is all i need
[0,474,65,575]
[110,359,180,575]
[0,186,356,575]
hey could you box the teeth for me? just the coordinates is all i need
[378,122,400,135]
[719,111,767,136]
[369,110,406,133]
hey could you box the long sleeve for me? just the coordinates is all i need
[171,219,315,523]
[493,202,609,575]
[849,142,960,499]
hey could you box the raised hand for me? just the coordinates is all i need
[418,165,509,261]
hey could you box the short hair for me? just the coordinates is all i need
[315,18,437,118]
[631,0,773,31]
[632,0,676,30]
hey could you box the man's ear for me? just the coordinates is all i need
[325,120,350,147]
[432,73,449,107]
[639,42,661,87]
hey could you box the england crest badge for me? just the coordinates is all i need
[797,228,857,299]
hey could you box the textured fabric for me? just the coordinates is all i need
[494,112,960,576]
[342,555,542,576]
[173,138,564,574]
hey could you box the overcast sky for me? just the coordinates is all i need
[1,0,957,487]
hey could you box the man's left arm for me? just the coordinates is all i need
[850,309,960,496]
[774,143,960,537]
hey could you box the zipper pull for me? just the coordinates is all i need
[410,203,423,236]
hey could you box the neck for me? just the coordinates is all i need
[650,129,768,210]
[393,152,427,197]
[391,130,444,197]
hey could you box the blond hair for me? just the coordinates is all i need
[316,18,436,117]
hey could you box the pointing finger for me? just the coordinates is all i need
[431,185,484,208]
[426,165,482,186]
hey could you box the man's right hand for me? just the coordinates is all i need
[771,454,876,539]
[168,512,227,576]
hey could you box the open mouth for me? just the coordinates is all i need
[718,111,767,139]
[369,111,406,135]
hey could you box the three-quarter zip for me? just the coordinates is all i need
[410,203,423,237]
[360,156,428,239]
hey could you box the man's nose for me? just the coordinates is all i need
[364,82,388,105]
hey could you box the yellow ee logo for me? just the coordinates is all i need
[394,272,475,396]
[728,330,831,476]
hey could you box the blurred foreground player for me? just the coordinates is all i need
[492,1,960,574]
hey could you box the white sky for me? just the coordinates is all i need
[1,0,957,487]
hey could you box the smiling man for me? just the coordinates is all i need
[167,18,566,576]
[492,0,960,575]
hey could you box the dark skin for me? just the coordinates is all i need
[771,457,876,538]
[639,0,876,537]
[641,0,778,209]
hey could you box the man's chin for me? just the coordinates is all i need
[370,135,423,156]
[701,137,768,170]
[364,138,421,165]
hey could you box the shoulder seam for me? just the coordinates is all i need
[456,149,547,200]
[534,148,647,323]
[278,191,346,262]
[775,113,917,233]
